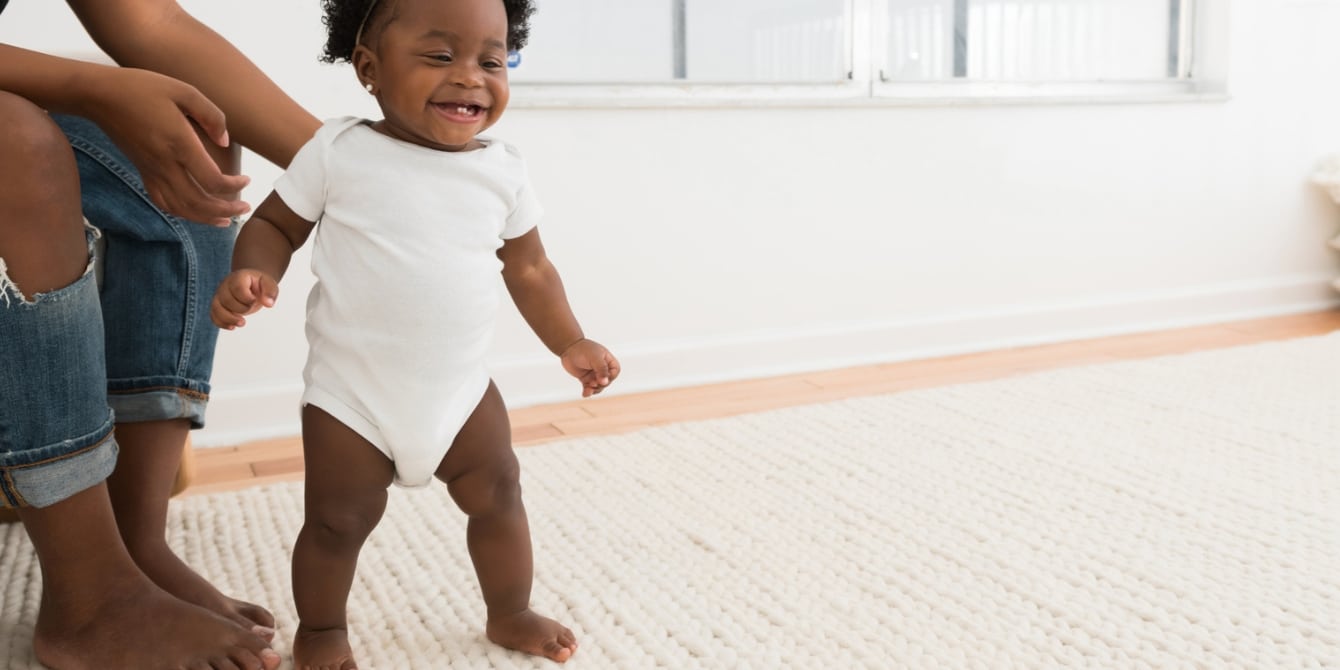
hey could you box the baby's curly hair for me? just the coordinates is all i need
[320,0,536,63]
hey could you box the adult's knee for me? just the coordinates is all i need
[0,92,87,295]
[0,92,80,212]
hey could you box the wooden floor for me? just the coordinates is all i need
[188,310,1340,496]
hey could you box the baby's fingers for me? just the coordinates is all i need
[579,372,607,397]
[216,277,259,315]
[210,295,246,329]
[251,274,279,309]
[600,352,620,385]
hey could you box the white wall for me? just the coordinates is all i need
[4,0,1338,447]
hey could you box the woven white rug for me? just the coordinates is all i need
[3,334,1339,669]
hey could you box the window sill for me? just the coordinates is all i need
[508,80,1229,110]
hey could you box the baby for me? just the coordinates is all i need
[211,0,619,666]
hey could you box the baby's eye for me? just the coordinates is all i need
[429,53,453,63]
[482,60,503,70]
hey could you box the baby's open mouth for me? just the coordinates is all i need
[433,102,486,121]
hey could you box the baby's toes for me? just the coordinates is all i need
[558,629,577,649]
[544,639,574,663]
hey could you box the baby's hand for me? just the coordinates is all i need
[211,269,279,330]
[560,338,620,398]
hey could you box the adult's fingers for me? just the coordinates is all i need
[175,147,251,222]
[175,85,230,149]
[142,151,249,226]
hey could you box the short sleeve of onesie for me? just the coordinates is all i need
[273,118,350,222]
[501,146,543,240]
[502,181,542,239]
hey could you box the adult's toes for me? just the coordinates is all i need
[248,624,276,642]
[240,603,277,629]
[209,657,242,670]
[249,647,281,670]
[226,647,266,670]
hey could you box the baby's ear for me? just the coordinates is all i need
[352,45,378,91]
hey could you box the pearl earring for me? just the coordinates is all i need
[364,83,374,93]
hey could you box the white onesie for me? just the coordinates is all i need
[274,117,541,486]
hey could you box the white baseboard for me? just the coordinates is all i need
[195,382,305,448]
[192,274,1340,448]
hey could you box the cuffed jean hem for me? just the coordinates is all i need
[1,224,120,509]
[0,413,118,509]
[108,377,209,428]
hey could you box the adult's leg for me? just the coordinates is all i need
[291,405,397,670]
[0,92,279,670]
[435,381,578,663]
[54,113,275,634]
[110,419,275,636]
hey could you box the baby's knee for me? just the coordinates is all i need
[304,501,384,549]
[448,458,522,518]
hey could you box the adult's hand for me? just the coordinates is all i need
[83,66,251,226]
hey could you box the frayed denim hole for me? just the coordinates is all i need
[0,223,100,307]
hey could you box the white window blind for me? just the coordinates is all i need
[509,0,1200,102]
[881,0,1188,82]
[513,0,847,83]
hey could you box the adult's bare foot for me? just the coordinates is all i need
[486,609,578,663]
[105,420,277,639]
[19,484,280,670]
[32,579,280,670]
[293,625,359,670]
[132,542,276,639]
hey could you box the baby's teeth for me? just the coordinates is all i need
[457,105,470,114]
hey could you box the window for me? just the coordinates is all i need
[509,0,1206,104]
[513,0,848,83]
[879,0,1191,82]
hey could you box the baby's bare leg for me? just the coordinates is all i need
[291,405,395,670]
[435,381,578,663]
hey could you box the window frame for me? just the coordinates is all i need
[508,0,1223,109]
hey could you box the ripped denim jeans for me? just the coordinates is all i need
[0,115,237,509]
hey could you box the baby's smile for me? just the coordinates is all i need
[432,101,488,123]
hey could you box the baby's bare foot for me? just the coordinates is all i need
[33,581,280,670]
[293,625,359,670]
[487,609,578,663]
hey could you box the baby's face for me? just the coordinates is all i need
[363,0,510,151]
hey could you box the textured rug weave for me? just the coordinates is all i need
[3,334,1339,668]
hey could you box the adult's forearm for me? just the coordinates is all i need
[69,2,320,168]
[0,44,117,115]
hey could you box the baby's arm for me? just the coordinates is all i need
[211,193,315,329]
[499,229,620,397]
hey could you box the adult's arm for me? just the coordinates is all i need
[67,0,321,168]
[0,43,250,224]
